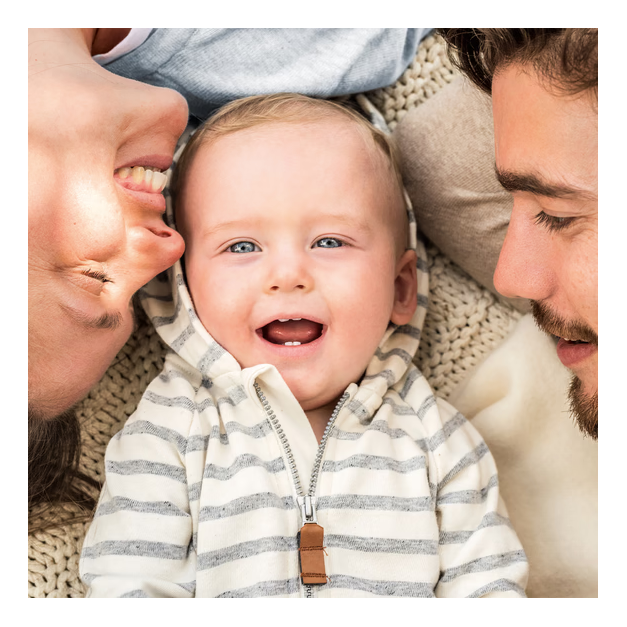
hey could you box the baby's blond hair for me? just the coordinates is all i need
[171,93,408,252]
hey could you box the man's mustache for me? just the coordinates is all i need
[531,301,598,346]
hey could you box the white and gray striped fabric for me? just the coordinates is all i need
[79,102,528,598]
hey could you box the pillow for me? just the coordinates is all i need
[394,76,530,313]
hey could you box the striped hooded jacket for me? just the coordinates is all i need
[79,108,528,599]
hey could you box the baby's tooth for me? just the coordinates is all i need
[132,166,145,184]
[293,318,301,321]
[279,319,289,322]
[118,167,131,179]
[292,342,301,346]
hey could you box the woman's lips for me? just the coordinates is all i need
[114,154,174,172]
[115,166,168,193]
[115,185,167,212]
[114,167,168,212]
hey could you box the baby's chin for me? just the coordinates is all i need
[282,376,353,415]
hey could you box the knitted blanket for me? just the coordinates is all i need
[28,34,522,598]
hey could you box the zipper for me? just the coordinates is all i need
[253,381,349,597]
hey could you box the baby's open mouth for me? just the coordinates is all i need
[260,318,323,346]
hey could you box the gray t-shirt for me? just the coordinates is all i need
[101,28,431,120]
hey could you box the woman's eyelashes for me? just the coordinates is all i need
[225,237,345,253]
[82,268,113,283]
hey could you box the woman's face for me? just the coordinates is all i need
[28,30,189,417]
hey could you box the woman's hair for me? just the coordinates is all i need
[170,92,405,202]
[28,406,100,533]
[438,28,598,100]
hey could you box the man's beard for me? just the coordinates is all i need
[568,376,598,440]
[531,301,598,440]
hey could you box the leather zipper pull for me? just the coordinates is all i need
[299,522,327,584]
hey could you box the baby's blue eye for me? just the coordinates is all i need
[315,237,343,248]
[228,241,259,253]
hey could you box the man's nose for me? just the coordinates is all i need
[493,207,555,302]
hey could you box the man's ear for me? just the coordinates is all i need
[390,249,418,325]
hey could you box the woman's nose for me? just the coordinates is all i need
[493,207,555,303]
[127,221,185,278]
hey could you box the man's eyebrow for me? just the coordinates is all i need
[60,304,124,331]
[494,167,597,201]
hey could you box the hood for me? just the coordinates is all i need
[139,96,429,417]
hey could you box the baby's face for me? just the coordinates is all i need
[178,119,416,413]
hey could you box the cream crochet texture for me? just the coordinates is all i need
[28,34,521,598]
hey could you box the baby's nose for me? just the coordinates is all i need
[265,252,313,293]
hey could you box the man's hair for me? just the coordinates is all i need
[438,29,597,100]
[170,92,405,205]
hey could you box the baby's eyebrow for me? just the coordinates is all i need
[318,212,373,232]
[202,214,374,237]
[201,219,255,237]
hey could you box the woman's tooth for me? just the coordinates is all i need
[151,171,167,192]
[132,166,145,183]
[116,166,166,192]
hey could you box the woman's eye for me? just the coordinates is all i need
[82,268,112,283]
[228,241,259,253]
[314,237,343,249]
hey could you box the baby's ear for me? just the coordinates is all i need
[390,249,418,326]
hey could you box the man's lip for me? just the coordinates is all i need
[114,154,174,171]
[556,338,597,368]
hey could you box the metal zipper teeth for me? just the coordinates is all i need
[253,382,304,496]
[253,382,349,497]
[307,391,349,496]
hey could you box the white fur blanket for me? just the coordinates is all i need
[449,314,598,597]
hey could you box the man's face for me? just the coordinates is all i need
[492,64,598,438]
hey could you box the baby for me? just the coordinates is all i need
[80,94,527,598]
